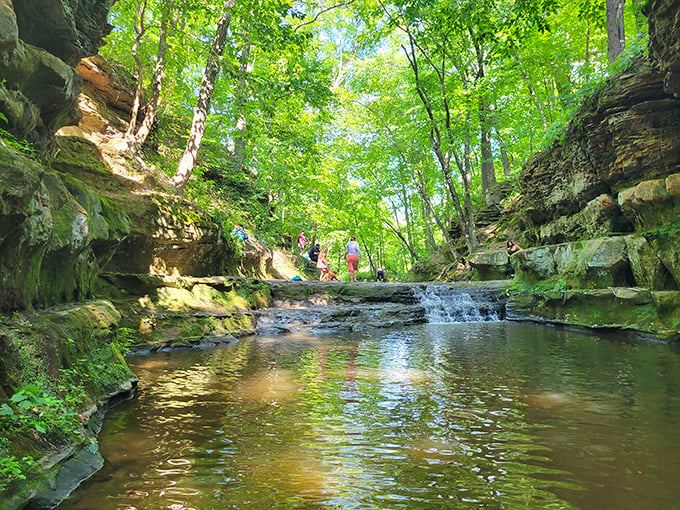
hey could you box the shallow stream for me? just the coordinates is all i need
[58,321,680,509]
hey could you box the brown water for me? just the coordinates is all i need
[58,322,680,509]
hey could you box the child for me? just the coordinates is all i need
[317,247,330,280]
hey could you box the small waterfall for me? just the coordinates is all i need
[412,284,505,324]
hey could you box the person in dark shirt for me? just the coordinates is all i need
[376,268,385,282]
[308,244,320,263]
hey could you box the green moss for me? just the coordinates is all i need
[508,288,677,340]
[0,302,137,501]
[51,136,109,175]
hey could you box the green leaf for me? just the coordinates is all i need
[10,392,27,404]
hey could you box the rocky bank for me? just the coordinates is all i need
[0,1,296,506]
[470,0,680,341]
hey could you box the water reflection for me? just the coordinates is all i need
[59,322,680,509]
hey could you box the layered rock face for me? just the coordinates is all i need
[509,0,680,340]
[0,1,253,312]
[517,69,679,245]
[517,0,680,245]
[0,0,115,148]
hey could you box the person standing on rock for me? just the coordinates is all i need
[345,236,362,282]
[317,246,330,280]
[297,231,307,254]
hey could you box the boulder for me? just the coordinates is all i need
[0,42,83,145]
[618,173,680,231]
[469,250,511,280]
[514,237,635,289]
[625,235,678,290]
[12,0,114,66]
[647,230,680,289]
[535,194,630,245]
[580,237,634,288]
[514,246,557,282]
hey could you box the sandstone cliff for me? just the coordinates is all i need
[503,0,680,340]
[0,2,288,506]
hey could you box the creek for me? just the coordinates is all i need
[57,286,680,509]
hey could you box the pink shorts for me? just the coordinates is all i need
[346,254,359,272]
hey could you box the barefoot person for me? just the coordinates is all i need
[317,246,330,280]
[344,236,362,282]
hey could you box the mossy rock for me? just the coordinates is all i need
[51,136,109,176]
[507,288,679,341]
[0,301,137,507]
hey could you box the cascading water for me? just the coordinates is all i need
[255,281,507,335]
[412,284,505,323]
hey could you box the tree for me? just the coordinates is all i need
[606,0,626,63]
[125,0,174,151]
[171,0,236,189]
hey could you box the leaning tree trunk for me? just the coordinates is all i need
[383,218,418,261]
[125,0,149,142]
[130,3,172,151]
[171,0,236,189]
[232,36,251,173]
[402,32,473,256]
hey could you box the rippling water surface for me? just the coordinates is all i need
[59,322,680,509]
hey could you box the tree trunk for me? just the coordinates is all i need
[402,32,476,254]
[130,4,171,151]
[357,98,461,259]
[125,0,149,142]
[480,102,497,206]
[400,182,417,264]
[514,50,548,130]
[416,164,459,259]
[232,36,251,172]
[419,200,435,251]
[493,126,513,178]
[450,148,478,253]
[356,232,376,276]
[171,0,236,190]
[606,0,626,63]
[382,218,417,261]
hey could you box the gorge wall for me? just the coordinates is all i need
[503,0,680,340]
[0,2,281,507]
[0,0,679,505]
[0,0,289,313]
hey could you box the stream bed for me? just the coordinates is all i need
[58,322,680,509]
